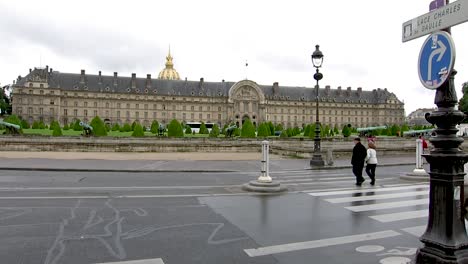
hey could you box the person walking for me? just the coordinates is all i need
[365,141,378,185]
[351,137,367,186]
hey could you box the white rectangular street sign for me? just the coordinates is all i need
[402,0,468,42]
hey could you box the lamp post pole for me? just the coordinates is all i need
[310,45,325,167]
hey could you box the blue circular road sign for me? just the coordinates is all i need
[418,31,456,90]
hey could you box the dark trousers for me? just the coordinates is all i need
[365,164,377,182]
[352,162,365,183]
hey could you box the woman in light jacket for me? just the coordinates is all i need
[365,142,378,185]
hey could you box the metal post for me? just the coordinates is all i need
[415,70,468,263]
[310,72,325,166]
[412,139,427,175]
[258,140,272,183]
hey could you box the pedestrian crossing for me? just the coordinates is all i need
[306,184,430,223]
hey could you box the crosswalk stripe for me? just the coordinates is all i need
[324,190,429,203]
[244,230,401,257]
[95,258,165,264]
[278,177,355,183]
[307,185,429,196]
[370,210,428,223]
[345,199,428,212]
[401,225,426,237]
[301,183,415,193]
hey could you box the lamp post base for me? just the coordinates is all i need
[310,154,325,167]
[415,245,468,264]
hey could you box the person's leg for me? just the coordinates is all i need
[370,164,376,185]
[365,165,371,178]
[356,163,365,185]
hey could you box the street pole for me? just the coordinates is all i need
[415,70,468,263]
[310,44,325,167]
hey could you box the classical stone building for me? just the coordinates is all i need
[407,108,435,126]
[11,52,405,129]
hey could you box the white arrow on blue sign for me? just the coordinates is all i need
[418,31,456,90]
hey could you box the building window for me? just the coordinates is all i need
[50,100,55,105]
[39,108,43,115]
[191,106,194,111]
[199,106,202,111]
[117,103,121,108]
[172,113,176,119]
[40,90,44,95]
[136,112,139,119]
[199,113,202,120]
[50,108,54,116]
[218,107,221,111]
[74,101,78,107]
[106,102,109,108]
[40,84,44,88]
[93,110,97,117]
[183,105,186,111]
[153,112,156,119]
[117,111,120,118]
[28,107,33,115]
[191,113,194,119]
[84,110,88,117]
[136,104,139,109]
[126,111,130,118]
[218,114,221,120]
[144,112,148,119]
[74,109,78,117]
[127,103,130,109]
[94,102,98,108]
[144,104,148,110]
[182,113,186,120]
[84,102,88,107]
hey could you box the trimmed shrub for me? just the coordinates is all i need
[63,124,69,130]
[150,120,159,134]
[185,126,192,134]
[90,116,107,136]
[32,121,40,129]
[112,123,120,131]
[73,119,82,131]
[257,123,270,137]
[280,130,288,138]
[131,123,145,137]
[123,123,132,132]
[20,120,30,129]
[39,121,46,129]
[199,122,209,134]
[49,120,60,130]
[52,125,63,136]
[209,124,220,138]
[241,118,256,138]
[131,121,138,131]
[167,119,184,137]
[342,125,351,137]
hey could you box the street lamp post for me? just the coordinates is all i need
[310,45,325,167]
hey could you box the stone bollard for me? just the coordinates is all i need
[400,138,429,180]
[242,140,286,193]
[257,140,272,183]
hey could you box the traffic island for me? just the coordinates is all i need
[243,140,287,193]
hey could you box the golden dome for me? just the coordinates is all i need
[158,48,181,80]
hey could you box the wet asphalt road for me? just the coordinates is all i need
[0,165,428,264]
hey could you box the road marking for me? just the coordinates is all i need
[345,199,428,212]
[244,230,401,257]
[325,190,429,203]
[370,210,428,223]
[0,185,241,191]
[307,185,429,196]
[95,258,165,264]
[278,177,355,183]
[401,225,426,237]
[0,193,254,200]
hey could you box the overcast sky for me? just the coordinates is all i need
[1,0,467,115]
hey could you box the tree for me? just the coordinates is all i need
[333,124,339,135]
[52,125,63,136]
[3,114,23,134]
[38,121,46,129]
[63,124,69,130]
[150,120,159,134]
[267,121,275,136]
[49,120,60,130]
[185,126,192,135]
[274,123,283,132]
[241,118,256,138]
[90,116,107,136]
[131,121,138,131]
[209,124,220,138]
[20,119,30,129]
[303,124,311,137]
[199,122,209,134]
[122,123,132,132]
[167,119,184,137]
[131,123,145,137]
[0,85,12,116]
[32,121,40,129]
[73,119,82,131]
[342,125,351,137]
[280,130,289,138]
[112,123,120,131]
[257,123,270,137]
[458,82,468,115]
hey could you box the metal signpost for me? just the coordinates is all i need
[402,0,468,42]
[403,1,468,263]
[418,31,455,89]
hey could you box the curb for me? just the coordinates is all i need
[0,163,415,173]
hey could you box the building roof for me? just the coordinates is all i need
[14,66,404,105]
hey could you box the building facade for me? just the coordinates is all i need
[406,108,435,126]
[11,54,405,129]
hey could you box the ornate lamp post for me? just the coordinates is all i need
[310,45,325,167]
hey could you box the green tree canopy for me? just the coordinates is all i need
[241,118,256,138]
[150,120,159,134]
[342,125,351,137]
[21,120,30,129]
[185,126,192,135]
[167,119,184,137]
[131,123,145,137]
[49,120,60,130]
[90,116,107,136]
[199,122,209,134]
[122,123,132,132]
[458,82,468,116]
[209,124,220,138]
[73,119,82,131]
[257,123,270,137]
[52,125,63,136]
[112,123,120,131]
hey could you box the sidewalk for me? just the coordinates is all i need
[0,151,416,172]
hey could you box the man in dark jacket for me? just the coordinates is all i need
[352,137,367,186]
